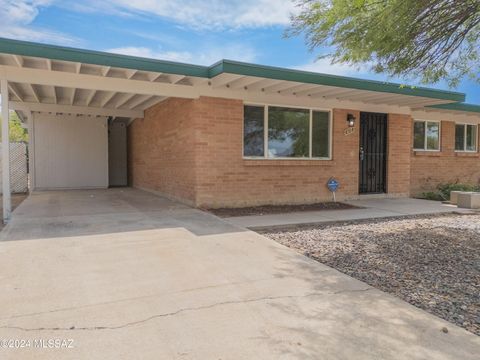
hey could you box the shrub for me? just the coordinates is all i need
[421,191,445,201]
[437,183,480,200]
[421,182,480,201]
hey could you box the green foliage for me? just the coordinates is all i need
[437,183,480,200]
[422,191,444,201]
[421,182,480,201]
[0,112,29,142]
[288,0,480,87]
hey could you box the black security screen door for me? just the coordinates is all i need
[359,112,388,194]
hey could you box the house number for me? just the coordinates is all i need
[344,127,355,136]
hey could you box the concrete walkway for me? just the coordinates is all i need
[225,197,474,228]
[0,189,478,359]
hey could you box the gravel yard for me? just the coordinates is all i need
[261,213,480,335]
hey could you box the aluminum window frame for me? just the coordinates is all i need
[454,123,478,153]
[413,119,441,151]
[242,103,333,160]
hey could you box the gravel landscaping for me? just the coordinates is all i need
[261,213,480,335]
[206,202,358,218]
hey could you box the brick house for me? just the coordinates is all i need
[0,38,479,218]
[128,97,479,208]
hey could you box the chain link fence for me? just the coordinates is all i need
[0,142,28,194]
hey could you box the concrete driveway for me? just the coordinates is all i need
[0,189,478,359]
[0,194,28,230]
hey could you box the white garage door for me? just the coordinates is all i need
[33,113,108,190]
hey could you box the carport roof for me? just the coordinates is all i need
[0,37,478,118]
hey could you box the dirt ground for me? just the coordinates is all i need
[206,202,359,217]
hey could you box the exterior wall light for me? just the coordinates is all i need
[347,113,356,127]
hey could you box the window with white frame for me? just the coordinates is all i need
[413,120,440,151]
[455,123,477,152]
[243,106,265,157]
[243,105,331,159]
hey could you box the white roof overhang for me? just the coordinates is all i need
[412,107,480,124]
[0,38,475,121]
[0,55,208,120]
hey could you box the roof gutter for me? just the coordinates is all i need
[0,37,210,78]
[427,102,480,114]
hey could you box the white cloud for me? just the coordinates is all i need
[67,0,298,30]
[0,0,77,44]
[107,44,258,65]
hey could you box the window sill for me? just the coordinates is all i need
[413,151,442,157]
[243,158,334,166]
[455,152,479,158]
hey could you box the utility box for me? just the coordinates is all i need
[457,192,480,209]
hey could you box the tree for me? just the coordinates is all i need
[288,0,480,87]
[0,112,29,142]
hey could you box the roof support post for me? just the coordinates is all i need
[1,79,11,223]
[26,111,35,192]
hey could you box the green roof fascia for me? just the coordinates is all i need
[0,37,210,78]
[0,37,467,103]
[427,102,480,114]
[210,60,465,102]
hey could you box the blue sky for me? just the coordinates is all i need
[1,0,478,103]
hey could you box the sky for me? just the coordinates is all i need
[0,0,478,104]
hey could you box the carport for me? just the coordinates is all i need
[0,38,205,222]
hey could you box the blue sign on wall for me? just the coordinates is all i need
[327,178,339,192]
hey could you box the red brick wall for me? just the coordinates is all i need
[410,120,480,195]
[128,98,197,205]
[388,114,412,196]
[192,99,361,207]
[128,95,479,207]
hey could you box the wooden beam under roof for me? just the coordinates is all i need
[10,101,144,118]
[0,65,200,98]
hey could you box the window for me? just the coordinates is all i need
[243,105,331,159]
[312,111,330,158]
[455,124,477,152]
[413,121,426,149]
[268,107,309,158]
[413,120,440,151]
[243,106,265,157]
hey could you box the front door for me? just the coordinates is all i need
[359,112,387,194]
